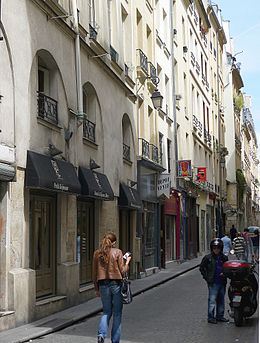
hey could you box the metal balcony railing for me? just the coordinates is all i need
[83,118,95,142]
[123,143,130,161]
[37,92,58,124]
[150,143,159,164]
[110,45,119,63]
[140,138,150,160]
[139,138,160,164]
[148,62,157,84]
[192,115,202,135]
[89,24,98,40]
[137,49,148,74]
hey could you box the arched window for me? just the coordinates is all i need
[37,50,59,125]
[82,83,100,143]
[122,114,132,162]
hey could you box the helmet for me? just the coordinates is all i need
[210,238,223,252]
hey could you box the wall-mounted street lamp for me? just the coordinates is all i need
[150,88,163,110]
[90,158,100,170]
[136,75,163,111]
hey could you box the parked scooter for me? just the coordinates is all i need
[223,256,258,326]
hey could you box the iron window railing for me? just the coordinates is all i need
[89,24,98,40]
[37,92,58,124]
[139,138,160,164]
[137,49,148,74]
[83,118,96,142]
[148,62,157,84]
[110,45,119,63]
[123,143,131,161]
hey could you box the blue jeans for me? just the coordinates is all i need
[98,281,123,343]
[208,283,226,320]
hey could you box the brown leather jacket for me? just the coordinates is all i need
[92,247,126,291]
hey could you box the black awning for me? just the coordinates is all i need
[25,151,81,194]
[78,166,114,200]
[118,183,142,210]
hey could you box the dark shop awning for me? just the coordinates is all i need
[25,151,81,194]
[78,166,114,200]
[118,183,142,210]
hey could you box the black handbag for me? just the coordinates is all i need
[121,273,133,304]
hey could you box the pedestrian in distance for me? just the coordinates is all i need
[232,232,246,260]
[92,231,131,343]
[199,238,229,324]
[221,233,232,256]
[251,229,259,262]
[229,224,237,242]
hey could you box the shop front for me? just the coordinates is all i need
[138,167,161,272]
[26,150,81,298]
[78,166,114,286]
[162,190,180,263]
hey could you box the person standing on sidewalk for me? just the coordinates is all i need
[229,224,237,242]
[199,239,229,324]
[232,232,246,260]
[221,233,232,256]
[92,231,131,343]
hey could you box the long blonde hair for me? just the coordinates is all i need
[98,232,117,264]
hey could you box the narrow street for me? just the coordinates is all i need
[30,268,258,343]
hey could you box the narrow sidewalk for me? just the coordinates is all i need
[0,256,201,343]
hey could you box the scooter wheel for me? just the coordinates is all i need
[234,308,243,327]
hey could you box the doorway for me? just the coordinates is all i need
[77,200,95,285]
[30,194,56,298]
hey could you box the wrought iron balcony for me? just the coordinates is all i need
[83,118,95,142]
[123,143,130,161]
[191,52,195,65]
[136,49,148,75]
[204,129,212,146]
[139,138,160,164]
[89,24,98,40]
[192,115,202,136]
[150,143,159,163]
[148,62,157,85]
[110,45,119,63]
[37,92,58,124]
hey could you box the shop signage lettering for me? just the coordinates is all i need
[53,182,69,191]
[94,190,109,198]
[157,174,171,198]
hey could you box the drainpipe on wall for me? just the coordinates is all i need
[71,0,83,166]
[170,1,182,260]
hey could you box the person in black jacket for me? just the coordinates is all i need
[199,239,229,324]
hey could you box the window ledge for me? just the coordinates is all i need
[123,158,133,166]
[83,137,98,150]
[36,295,67,307]
[37,117,62,132]
[79,283,94,293]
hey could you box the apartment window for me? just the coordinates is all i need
[37,55,58,124]
[89,0,96,27]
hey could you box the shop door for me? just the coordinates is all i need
[30,194,56,298]
[165,215,175,262]
[119,210,131,254]
[77,200,95,285]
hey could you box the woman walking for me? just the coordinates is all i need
[92,232,131,343]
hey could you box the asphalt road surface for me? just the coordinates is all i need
[30,268,259,343]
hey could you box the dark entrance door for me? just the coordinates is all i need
[119,209,131,254]
[30,194,56,298]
